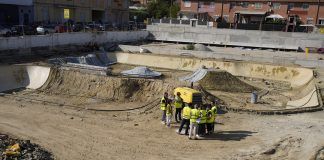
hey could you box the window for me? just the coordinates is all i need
[307,18,313,24]
[255,3,262,9]
[288,3,294,10]
[242,2,249,8]
[230,2,235,9]
[319,19,324,25]
[210,2,215,9]
[198,1,204,8]
[272,3,280,9]
[302,3,309,10]
[184,0,191,8]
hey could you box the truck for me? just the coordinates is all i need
[174,87,202,105]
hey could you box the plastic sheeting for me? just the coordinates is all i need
[121,66,162,78]
[48,53,114,67]
[179,67,209,82]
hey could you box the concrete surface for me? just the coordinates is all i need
[110,52,319,108]
[0,31,148,51]
[118,44,324,68]
[147,25,324,50]
[0,65,51,92]
[111,52,313,88]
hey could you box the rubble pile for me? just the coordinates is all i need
[0,134,53,160]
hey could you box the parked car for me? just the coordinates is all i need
[0,25,12,37]
[318,48,324,54]
[54,25,70,33]
[10,25,37,36]
[72,23,89,32]
[87,22,104,31]
[36,25,56,35]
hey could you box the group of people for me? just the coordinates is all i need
[160,92,218,140]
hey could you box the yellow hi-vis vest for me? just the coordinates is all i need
[166,104,172,115]
[199,110,207,124]
[211,106,217,116]
[206,109,214,123]
[160,97,166,111]
[190,109,199,123]
[174,96,183,109]
[182,106,191,119]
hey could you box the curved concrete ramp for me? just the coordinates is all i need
[0,65,51,92]
[112,52,314,88]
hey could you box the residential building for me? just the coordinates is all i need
[0,0,34,25]
[34,0,129,25]
[0,0,129,25]
[179,0,324,25]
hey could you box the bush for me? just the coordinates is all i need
[183,44,195,50]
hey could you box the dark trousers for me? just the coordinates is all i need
[198,123,206,136]
[207,123,213,133]
[175,108,182,122]
[178,119,190,134]
[161,110,166,122]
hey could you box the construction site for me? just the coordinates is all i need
[0,29,324,160]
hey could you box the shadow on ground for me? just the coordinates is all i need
[198,130,256,141]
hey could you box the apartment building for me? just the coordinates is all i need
[34,0,129,25]
[0,0,34,25]
[180,0,324,25]
[0,0,129,25]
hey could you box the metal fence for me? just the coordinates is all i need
[149,18,313,33]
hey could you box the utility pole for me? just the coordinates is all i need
[221,0,224,21]
[315,0,320,24]
[169,0,173,18]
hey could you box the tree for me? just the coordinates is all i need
[147,0,172,19]
[170,4,180,18]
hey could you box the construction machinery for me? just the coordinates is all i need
[174,87,202,104]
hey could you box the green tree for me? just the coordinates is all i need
[147,0,173,19]
[170,4,180,18]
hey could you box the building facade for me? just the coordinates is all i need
[34,0,129,25]
[180,0,324,25]
[0,0,129,25]
[0,0,34,25]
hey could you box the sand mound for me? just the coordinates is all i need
[40,68,174,102]
[198,70,257,93]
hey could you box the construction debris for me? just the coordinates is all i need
[121,66,162,78]
[0,134,53,160]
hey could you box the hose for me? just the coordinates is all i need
[3,93,160,112]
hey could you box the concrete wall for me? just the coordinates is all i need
[0,31,148,51]
[147,25,324,50]
[111,52,314,88]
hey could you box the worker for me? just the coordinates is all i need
[210,101,218,133]
[189,104,199,140]
[160,92,168,124]
[198,104,207,137]
[166,100,173,128]
[174,92,183,123]
[177,103,191,135]
[206,105,213,135]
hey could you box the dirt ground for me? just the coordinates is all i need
[0,64,324,160]
[0,96,323,160]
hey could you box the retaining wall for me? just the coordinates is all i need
[147,25,324,50]
[0,31,149,51]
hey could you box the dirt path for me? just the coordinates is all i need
[0,96,323,160]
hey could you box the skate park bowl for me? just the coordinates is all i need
[0,52,322,114]
[107,52,323,114]
[0,65,51,92]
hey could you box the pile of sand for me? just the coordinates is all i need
[198,70,257,93]
[40,68,174,103]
